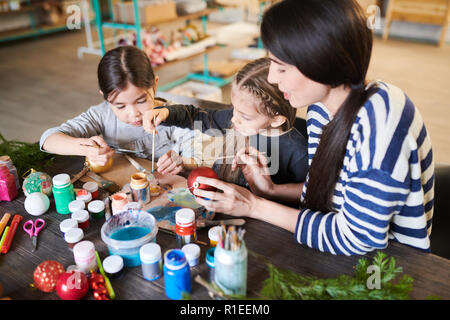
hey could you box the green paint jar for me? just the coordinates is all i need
[88,200,105,220]
[52,173,75,214]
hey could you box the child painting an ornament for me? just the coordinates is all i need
[40,46,201,176]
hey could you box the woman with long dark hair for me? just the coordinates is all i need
[185,0,435,255]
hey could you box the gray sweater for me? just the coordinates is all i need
[39,100,202,164]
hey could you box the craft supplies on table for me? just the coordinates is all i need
[130,172,150,206]
[24,192,50,216]
[1,214,22,254]
[22,218,45,252]
[71,210,90,230]
[100,209,158,267]
[0,156,19,190]
[88,200,105,219]
[0,164,18,201]
[175,208,196,248]
[52,173,75,214]
[103,255,124,279]
[68,199,86,214]
[82,181,99,199]
[140,243,162,281]
[163,249,191,300]
[182,243,200,267]
[59,218,78,237]
[73,240,97,274]
[213,225,247,295]
[64,227,84,249]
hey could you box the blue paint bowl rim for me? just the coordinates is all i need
[100,209,158,249]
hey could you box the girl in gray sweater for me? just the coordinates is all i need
[40,46,201,175]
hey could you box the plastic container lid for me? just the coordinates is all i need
[52,173,71,187]
[176,208,195,225]
[60,218,78,233]
[140,243,162,263]
[64,228,84,243]
[182,243,200,261]
[208,226,221,242]
[69,200,85,213]
[73,240,95,259]
[76,190,92,203]
[83,181,98,193]
[72,210,89,223]
[88,200,105,213]
[103,255,124,274]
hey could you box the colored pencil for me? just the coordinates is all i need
[95,251,116,299]
[1,214,22,254]
[0,226,10,252]
[0,213,11,238]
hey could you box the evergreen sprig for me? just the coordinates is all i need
[259,251,414,300]
[0,132,54,178]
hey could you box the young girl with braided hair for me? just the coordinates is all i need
[144,57,308,207]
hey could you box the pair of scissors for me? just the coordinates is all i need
[23,218,45,252]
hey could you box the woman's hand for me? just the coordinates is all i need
[156,150,184,175]
[83,136,114,166]
[192,176,259,217]
[232,146,276,199]
[143,108,170,133]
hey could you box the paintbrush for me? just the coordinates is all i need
[152,114,156,173]
[203,152,266,162]
[196,218,245,228]
[86,171,121,194]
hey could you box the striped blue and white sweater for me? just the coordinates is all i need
[296,81,434,255]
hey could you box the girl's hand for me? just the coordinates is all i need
[157,150,184,175]
[83,136,114,166]
[192,176,258,217]
[232,146,276,199]
[143,108,170,133]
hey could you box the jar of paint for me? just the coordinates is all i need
[111,192,129,215]
[175,208,196,248]
[76,189,92,204]
[0,156,19,190]
[149,183,161,197]
[52,173,75,214]
[163,249,191,300]
[103,255,124,279]
[82,181,99,200]
[64,227,84,249]
[59,218,78,237]
[182,243,200,267]
[208,226,221,247]
[73,240,97,274]
[140,243,162,281]
[68,199,85,214]
[71,210,90,230]
[0,164,18,202]
[130,172,150,205]
[88,200,105,219]
[206,247,216,283]
[214,241,247,296]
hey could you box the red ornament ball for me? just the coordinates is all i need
[187,167,218,196]
[33,260,65,293]
[56,270,89,300]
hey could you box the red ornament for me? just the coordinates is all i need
[187,167,219,196]
[56,270,89,300]
[89,270,110,300]
[33,260,65,293]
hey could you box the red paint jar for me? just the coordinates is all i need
[71,210,90,230]
[175,208,196,248]
[83,182,99,200]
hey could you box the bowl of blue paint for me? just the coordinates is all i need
[101,209,158,267]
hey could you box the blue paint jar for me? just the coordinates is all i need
[52,174,75,214]
[206,247,215,283]
[163,249,191,300]
[140,243,162,281]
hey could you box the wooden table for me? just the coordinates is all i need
[0,94,449,301]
